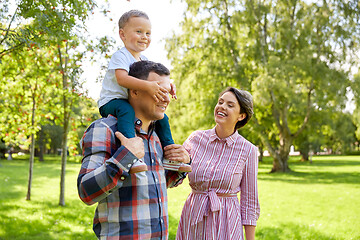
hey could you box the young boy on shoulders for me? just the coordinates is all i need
[98,10,191,173]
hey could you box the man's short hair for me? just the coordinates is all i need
[129,60,170,80]
[118,10,149,29]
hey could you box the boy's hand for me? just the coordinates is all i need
[147,81,168,102]
[170,82,177,100]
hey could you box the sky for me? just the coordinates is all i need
[82,0,186,100]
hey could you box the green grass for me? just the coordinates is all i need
[1,155,360,240]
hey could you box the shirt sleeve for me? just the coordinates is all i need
[108,49,132,72]
[166,171,187,188]
[240,145,260,226]
[77,121,138,205]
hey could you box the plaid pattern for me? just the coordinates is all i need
[77,115,185,240]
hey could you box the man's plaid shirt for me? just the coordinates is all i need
[77,115,185,239]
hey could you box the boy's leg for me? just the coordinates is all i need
[155,114,174,147]
[156,114,191,172]
[100,99,146,174]
[100,99,136,138]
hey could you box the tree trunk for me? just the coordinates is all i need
[271,134,292,173]
[258,145,264,162]
[59,92,70,206]
[26,93,37,200]
[38,128,45,162]
[58,44,70,207]
[300,150,309,162]
[26,133,35,200]
[59,127,68,206]
[39,145,44,162]
[271,154,291,172]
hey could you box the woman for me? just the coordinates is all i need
[176,87,260,240]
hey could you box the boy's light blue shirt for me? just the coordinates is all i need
[97,47,148,108]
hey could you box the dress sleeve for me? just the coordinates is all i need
[183,130,199,155]
[240,145,260,226]
[77,121,138,205]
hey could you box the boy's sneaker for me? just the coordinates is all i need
[129,159,147,174]
[163,159,192,172]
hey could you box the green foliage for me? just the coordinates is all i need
[0,0,106,156]
[166,0,360,171]
[0,0,96,58]
[352,73,360,142]
[0,46,58,147]
[294,109,357,155]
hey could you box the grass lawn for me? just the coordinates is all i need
[1,154,359,240]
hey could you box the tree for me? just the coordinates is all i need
[0,0,96,59]
[0,0,108,204]
[351,73,360,146]
[0,45,59,200]
[166,0,360,172]
[53,38,87,206]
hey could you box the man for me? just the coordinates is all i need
[77,60,190,240]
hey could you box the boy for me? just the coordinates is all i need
[97,10,191,173]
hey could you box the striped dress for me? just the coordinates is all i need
[176,128,260,240]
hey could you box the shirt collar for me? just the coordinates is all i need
[107,115,154,135]
[209,127,238,146]
[134,118,155,135]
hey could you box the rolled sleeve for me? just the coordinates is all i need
[77,120,138,205]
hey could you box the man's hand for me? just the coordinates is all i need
[115,132,145,159]
[163,144,190,163]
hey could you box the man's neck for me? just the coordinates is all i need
[138,118,151,133]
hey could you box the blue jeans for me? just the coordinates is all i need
[99,99,174,147]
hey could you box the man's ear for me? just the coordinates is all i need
[129,89,139,98]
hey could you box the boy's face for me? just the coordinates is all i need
[119,16,151,57]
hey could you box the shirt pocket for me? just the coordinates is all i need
[218,161,244,191]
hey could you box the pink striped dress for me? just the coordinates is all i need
[176,128,260,240]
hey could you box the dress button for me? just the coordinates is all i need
[128,164,132,168]
[120,176,125,181]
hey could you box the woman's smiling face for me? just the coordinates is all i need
[214,91,246,129]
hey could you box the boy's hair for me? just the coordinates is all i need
[219,87,254,130]
[129,60,170,81]
[118,10,149,29]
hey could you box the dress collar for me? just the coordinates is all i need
[209,127,238,146]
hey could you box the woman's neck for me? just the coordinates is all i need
[215,124,235,139]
